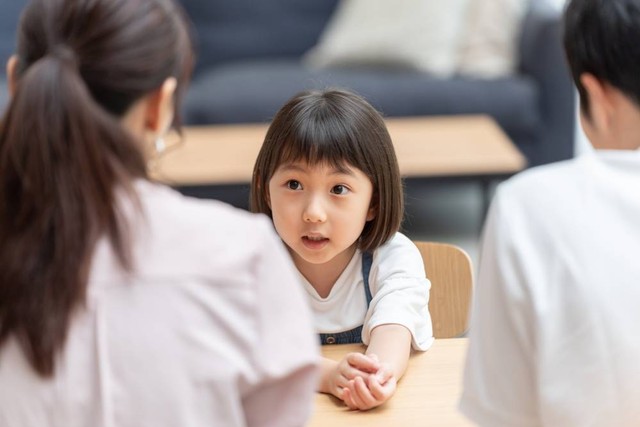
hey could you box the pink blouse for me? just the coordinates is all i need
[0,181,319,427]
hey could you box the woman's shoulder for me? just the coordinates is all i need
[132,181,279,261]
[138,181,267,232]
[87,181,295,289]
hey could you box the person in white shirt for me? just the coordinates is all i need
[251,89,433,410]
[0,1,318,426]
[460,0,640,425]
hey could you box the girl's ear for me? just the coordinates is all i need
[366,208,376,222]
[366,200,377,221]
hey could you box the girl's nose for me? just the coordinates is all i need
[303,195,327,223]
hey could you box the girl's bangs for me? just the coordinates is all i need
[277,119,363,171]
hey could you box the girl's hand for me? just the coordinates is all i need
[341,363,397,410]
[326,352,380,399]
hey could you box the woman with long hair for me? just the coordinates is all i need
[0,0,318,425]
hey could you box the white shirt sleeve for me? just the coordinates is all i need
[241,218,320,427]
[361,233,433,351]
[459,188,540,427]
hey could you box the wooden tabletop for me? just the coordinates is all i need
[308,338,472,427]
[150,115,526,186]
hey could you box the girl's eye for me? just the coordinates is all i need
[331,185,350,195]
[286,180,302,190]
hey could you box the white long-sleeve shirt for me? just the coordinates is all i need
[460,151,640,426]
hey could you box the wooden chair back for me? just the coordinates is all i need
[413,241,473,338]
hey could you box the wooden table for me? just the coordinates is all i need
[308,338,472,427]
[151,115,525,186]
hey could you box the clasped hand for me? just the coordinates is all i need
[328,352,397,410]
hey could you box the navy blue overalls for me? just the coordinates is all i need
[319,252,373,345]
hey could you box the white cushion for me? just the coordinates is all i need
[303,0,471,77]
[457,0,531,78]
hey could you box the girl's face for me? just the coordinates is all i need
[267,160,375,276]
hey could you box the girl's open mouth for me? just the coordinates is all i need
[302,235,329,250]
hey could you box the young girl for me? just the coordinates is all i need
[251,88,433,410]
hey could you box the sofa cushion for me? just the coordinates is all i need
[178,0,339,75]
[303,0,470,77]
[182,60,540,144]
[458,0,530,78]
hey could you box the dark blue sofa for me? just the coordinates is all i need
[0,0,575,168]
[179,0,575,167]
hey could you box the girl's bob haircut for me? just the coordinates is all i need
[250,88,404,252]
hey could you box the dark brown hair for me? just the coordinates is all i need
[0,0,193,377]
[564,0,640,117]
[250,89,403,252]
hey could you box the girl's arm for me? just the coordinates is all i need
[366,323,412,380]
[319,357,340,395]
[341,235,429,410]
[341,324,411,411]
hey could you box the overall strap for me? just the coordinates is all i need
[362,251,373,306]
[318,251,375,346]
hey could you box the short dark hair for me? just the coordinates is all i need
[564,0,640,116]
[251,89,403,252]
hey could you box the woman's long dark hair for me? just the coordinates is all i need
[0,0,193,377]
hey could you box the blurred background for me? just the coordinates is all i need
[0,0,575,266]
